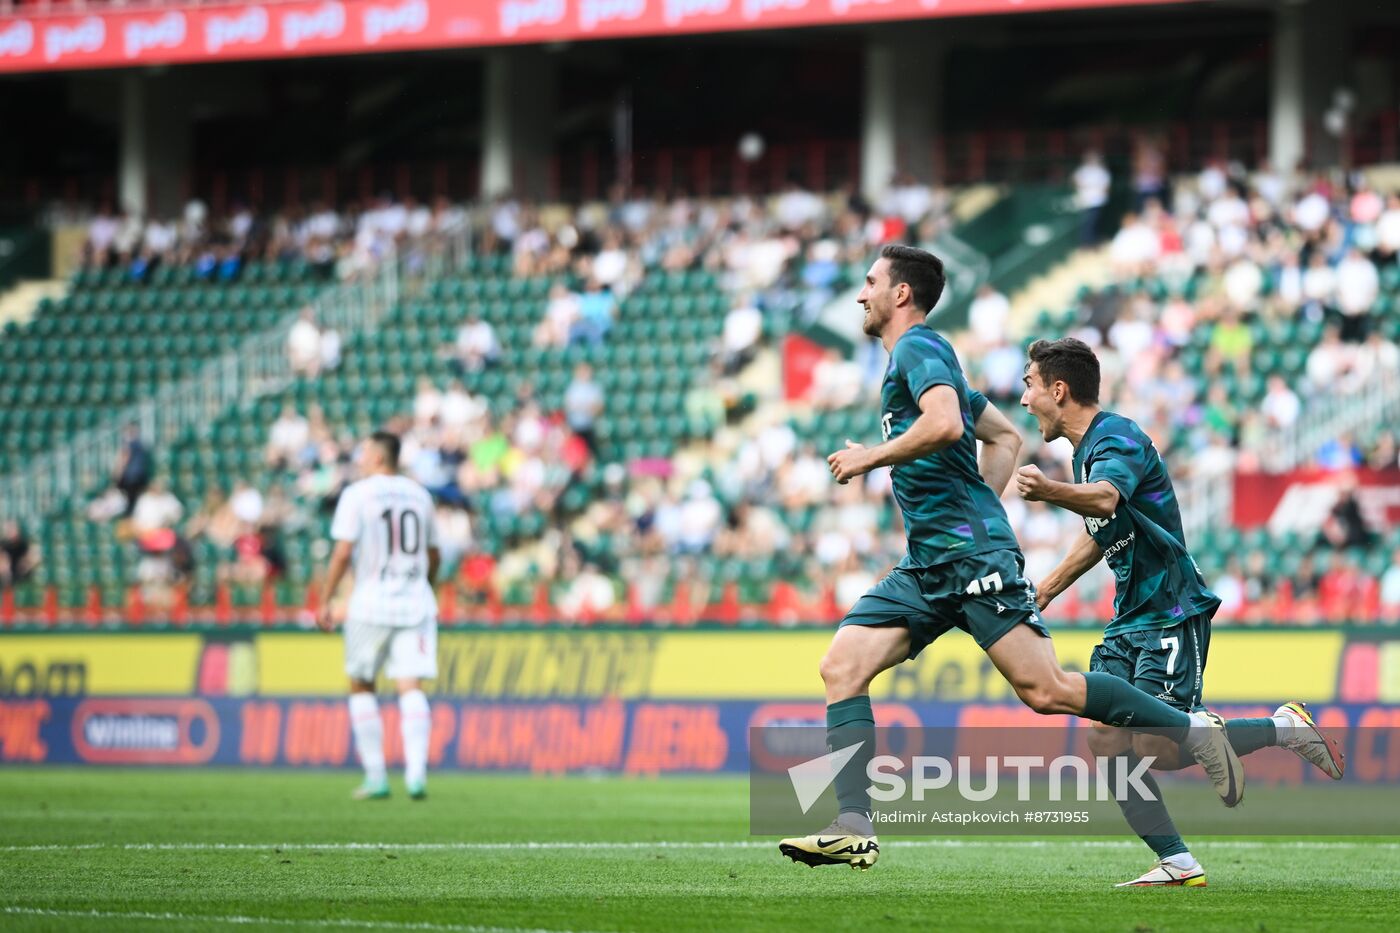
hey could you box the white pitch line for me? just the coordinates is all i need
[1,840,1397,853]
[0,906,590,933]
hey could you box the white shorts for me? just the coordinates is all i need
[344,616,438,683]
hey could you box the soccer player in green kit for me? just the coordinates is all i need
[778,247,1243,871]
[1016,337,1345,887]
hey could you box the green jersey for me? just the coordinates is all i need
[882,324,1020,569]
[1072,411,1220,636]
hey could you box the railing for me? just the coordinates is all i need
[0,229,476,529]
[1176,468,1233,553]
[1176,369,1400,541]
[1256,371,1400,474]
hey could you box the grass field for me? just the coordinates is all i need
[1,769,1397,932]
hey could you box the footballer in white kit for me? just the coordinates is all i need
[317,432,440,801]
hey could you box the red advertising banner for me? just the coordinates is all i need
[1232,467,1400,531]
[0,0,1192,73]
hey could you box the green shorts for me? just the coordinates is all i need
[840,549,1050,659]
[1089,613,1212,713]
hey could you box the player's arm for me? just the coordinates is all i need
[829,384,962,483]
[1019,433,1149,519]
[317,541,354,632]
[1035,528,1104,611]
[427,546,441,586]
[319,486,360,632]
[971,396,1023,496]
[1016,469,1120,519]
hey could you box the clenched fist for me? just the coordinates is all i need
[1016,464,1052,501]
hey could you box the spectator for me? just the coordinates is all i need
[1109,212,1159,274]
[1206,307,1252,376]
[1240,550,1277,622]
[448,311,500,372]
[1367,431,1398,471]
[1317,474,1375,548]
[287,307,323,376]
[266,404,311,471]
[968,283,1011,351]
[573,279,616,346]
[0,520,39,588]
[1306,324,1352,391]
[882,172,937,225]
[720,299,764,373]
[1259,375,1301,429]
[1376,193,1400,264]
[229,481,265,527]
[1349,330,1400,392]
[1380,549,1400,619]
[535,283,580,348]
[1315,433,1364,472]
[113,422,153,517]
[558,561,618,621]
[413,377,443,430]
[1334,248,1379,341]
[440,379,486,432]
[776,178,824,231]
[1213,558,1247,620]
[807,348,860,411]
[185,490,241,550]
[1131,138,1168,211]
[563,363,605,453]
[131,479,183,537]
[1072,150,1111,243]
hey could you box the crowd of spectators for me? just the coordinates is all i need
[82,195,468,285]
[49,165,1400,625]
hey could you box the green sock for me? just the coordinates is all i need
[1081,672,1192,743]
[827,696,875,818]
[1108,753,1189,860]
[1226,717,1277,756]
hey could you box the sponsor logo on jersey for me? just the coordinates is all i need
[0,20,35,58]
[362,0,429,45]
[44,17,104,63]
[124,12,186,60]
[579,0,648,32]
[280,2,346,50]
[499,0,566,36]
[1101,531,1135,561]
[205,6,269,54]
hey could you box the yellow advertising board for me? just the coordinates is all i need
[0,634,202,695]
[254,628,1346,703]
[0,627,1358,703]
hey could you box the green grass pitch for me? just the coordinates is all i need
[1,769,1397,932]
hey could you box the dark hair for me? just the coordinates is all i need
[1026,337,1100,404]
[369,430,402,468]
[880,244,946,312]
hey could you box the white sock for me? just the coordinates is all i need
[399,689,431,787]
[348,693,386,784]
[1163,852,1198,870]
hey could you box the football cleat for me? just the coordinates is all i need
[1115,858,1207,888]
[1185,710,1244,807]
[351,778,390,801]
[779,817,879,871]
[407,780,428,801]
[1274,702,1345,780]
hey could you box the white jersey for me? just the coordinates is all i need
[330,473,439,628]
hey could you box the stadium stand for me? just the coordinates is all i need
[2,164,1399,628]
